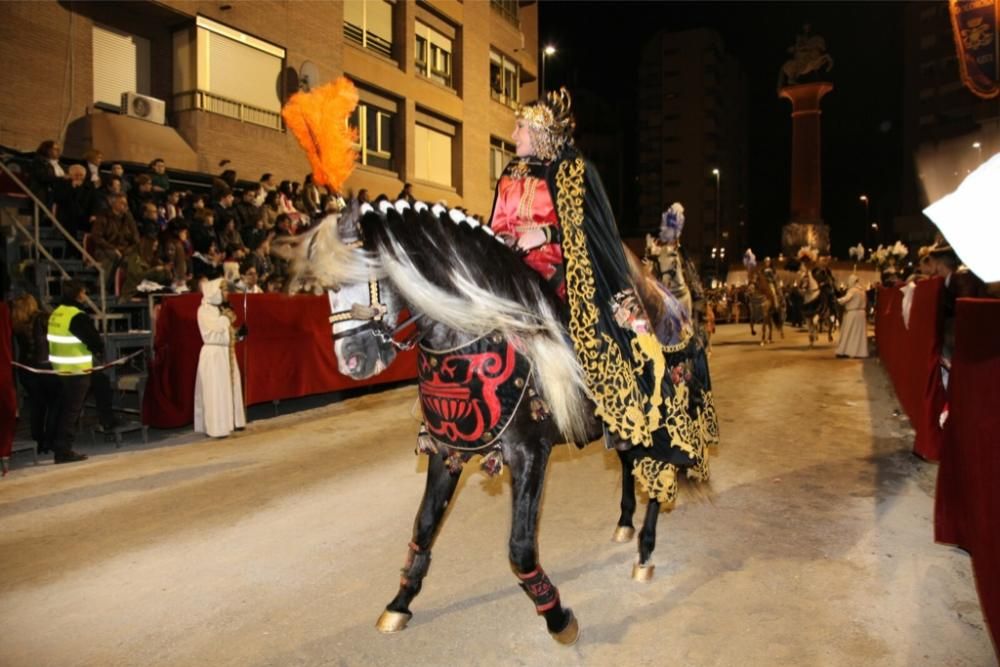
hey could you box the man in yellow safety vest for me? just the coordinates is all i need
[47,280,116,463]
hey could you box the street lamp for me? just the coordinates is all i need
[541,45,556,95]
[712,168,720,278]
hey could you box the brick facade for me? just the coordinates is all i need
[0,0,538,217]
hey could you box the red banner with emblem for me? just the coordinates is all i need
[950,0,1000,99]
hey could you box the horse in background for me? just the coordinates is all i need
[748,266,784,345]
[796,267,837,346]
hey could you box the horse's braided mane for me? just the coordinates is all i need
[360,206,563,320]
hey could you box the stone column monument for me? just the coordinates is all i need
[778,24,834,255]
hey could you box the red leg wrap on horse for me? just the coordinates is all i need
[517,567,560,614]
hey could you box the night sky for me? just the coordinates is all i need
[538,1,906,256]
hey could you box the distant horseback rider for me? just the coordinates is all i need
[645,202,707,330]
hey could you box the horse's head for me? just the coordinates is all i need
[278,200,404,380]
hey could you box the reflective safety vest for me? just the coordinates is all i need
[48,305,93,373]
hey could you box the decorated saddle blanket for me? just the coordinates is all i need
[418,334,532,450]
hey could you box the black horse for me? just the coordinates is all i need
[282,201,714,644]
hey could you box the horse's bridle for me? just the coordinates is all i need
[326,240,424,351]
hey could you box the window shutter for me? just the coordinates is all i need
[92,24,150,106]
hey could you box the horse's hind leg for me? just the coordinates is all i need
[376,450,461,633]
[507,439,579,645]
[632,499,661,581]
[612,450,637,542]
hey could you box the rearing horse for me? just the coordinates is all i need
[281,201,717,645]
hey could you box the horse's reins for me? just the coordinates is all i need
[324,237,425,352]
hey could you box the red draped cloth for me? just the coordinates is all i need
[874,279,945,460]
[935,298,1000,651]
[0,302,16,460]
[143,293,417,428]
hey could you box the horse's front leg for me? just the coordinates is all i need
[506,438,579,645]
[632,498,662,581]
[612,450,637,542]
[376,449,462,633]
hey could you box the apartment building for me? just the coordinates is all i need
[637,28,748,277]
[0,0,539,216]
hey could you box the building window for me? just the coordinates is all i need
[490,137,515,190]
[93,24,151,108]
[490,50,520,108]
[413,110,456,187]
[349,96,395,171]
[415,21,453,88]
[171,17,286,130]
[490,0,519,27]
[344,0,393,59]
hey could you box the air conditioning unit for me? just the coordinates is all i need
[121,92,165,125]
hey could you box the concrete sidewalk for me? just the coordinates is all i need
[0,325,993,666]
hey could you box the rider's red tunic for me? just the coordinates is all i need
[490,163,565,300]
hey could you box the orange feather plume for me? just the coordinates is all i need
[282,77,359,193]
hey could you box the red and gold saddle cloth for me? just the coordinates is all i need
[418,334,532,451]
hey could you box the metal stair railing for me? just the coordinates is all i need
[0,160,107,319]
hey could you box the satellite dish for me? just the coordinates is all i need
[299,61,321,92]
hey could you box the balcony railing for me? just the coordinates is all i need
[490,0,520,27]
[173,90,283,131]
[344,22,393,59]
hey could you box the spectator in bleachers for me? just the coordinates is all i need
[129,173,156,221]
[396,182,416,204]
[256,173,277,206]
[190,208,218,255]
[83,149,103,188]
[219,216,247,257]
[235,262,264,294]
[260,190,281,230]
[120,237,172,301]
[235,185,262,232]
[90,193,139,278]
[139,201,161,238]
[277,180,303,227]
[109,163,131,195]
[245,231,274,288]
[162,190,183,222]
[190,236,223,286]
[212,168,238,203]
[10,293,58,455]
[161,218,190,289]
[28,140,66,206]
[149,158,170,195]
[301,174,324,216]
[273,212,294,237]
[94,175,123,214]
[185,192,208,221]
[355,188,370,205]
[214,189,238,238]
[52,164,96,239]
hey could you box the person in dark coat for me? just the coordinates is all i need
[27,140,66,206]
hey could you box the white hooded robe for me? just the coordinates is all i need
[194,279,246,437]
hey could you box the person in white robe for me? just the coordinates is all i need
[194,278,246,437]
[835,275,869,358]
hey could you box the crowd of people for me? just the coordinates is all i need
[24,140,371,300]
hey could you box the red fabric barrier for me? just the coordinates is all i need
[874,279,945,460]
[143,293,417,429]
[0,303,16,459]
[935,298,1000,651]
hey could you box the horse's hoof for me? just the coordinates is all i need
[550,609,580,645]
[631,561,655,581]
[375,610,412,633]
[611,526,635,543]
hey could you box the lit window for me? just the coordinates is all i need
[415,21,453,88]
[415,123,453,187]
[344,0,393,59]
[490,137,515,190]
[490,50,520,108]
[349,100,395,171]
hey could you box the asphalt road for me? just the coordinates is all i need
[0,325,993,666]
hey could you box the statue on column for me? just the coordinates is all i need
[778,23,834,90]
